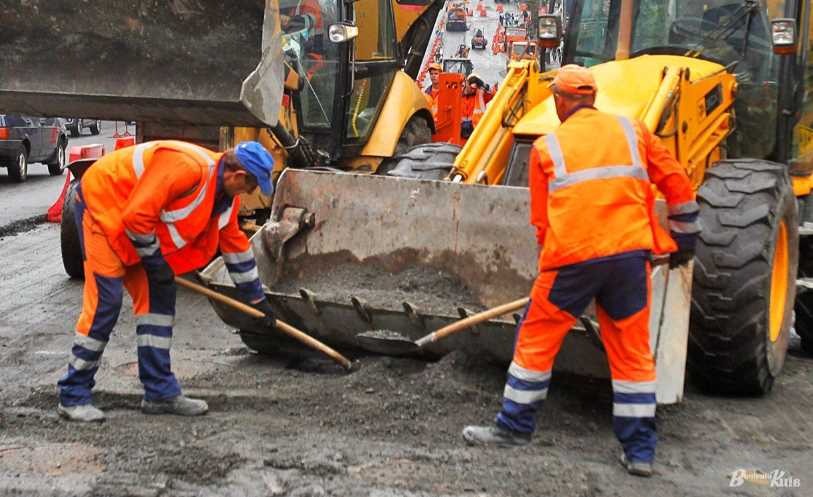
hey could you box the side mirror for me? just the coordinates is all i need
[538,14,562,49]
[329,23,359,43]
[771,18,797,55]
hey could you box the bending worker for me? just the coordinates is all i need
[57,140,278,423]
[462,65,700,477]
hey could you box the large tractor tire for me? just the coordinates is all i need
[61,180,85,279]
[383,142,462,180]
[689,160,798,395]
[377,116,433,175]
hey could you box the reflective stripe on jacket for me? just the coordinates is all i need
[529,108,698,270]
[462,89,487,126]
[80,141,253,278]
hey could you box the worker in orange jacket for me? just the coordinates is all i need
[57,141,277,423]
[461,74,488,139]
[462,66,700,477]
[424,63,443,123]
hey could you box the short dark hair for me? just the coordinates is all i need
[222,150,245,172]
[223,149,258,188]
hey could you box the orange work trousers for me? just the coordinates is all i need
[496,253,657,463]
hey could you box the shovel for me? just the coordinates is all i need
[356,297,530,356]
[175,277,354,371]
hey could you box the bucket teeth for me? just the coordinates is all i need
[402,301,426,331]
[351,296,373,324]
[299,288,320,316]
[458,307,481,335]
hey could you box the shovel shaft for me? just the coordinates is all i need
[174,277,353,370]
[415,297,530,347]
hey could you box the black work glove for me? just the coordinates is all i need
[144,259,175,286]
[251,299,276,331]
[669,233,697,269]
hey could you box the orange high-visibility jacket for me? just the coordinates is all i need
[80,140,252,275]
[529,108,696,270]
[461,89,487,125]
[425,85,440,118]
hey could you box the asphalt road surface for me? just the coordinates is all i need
[0,121,125,229]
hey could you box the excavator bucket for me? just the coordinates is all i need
[199,169,694,403]
[0,0,283,126]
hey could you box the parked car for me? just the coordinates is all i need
[0,115,68,182]
[65,118,101,137]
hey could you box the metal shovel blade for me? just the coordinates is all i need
[355,330,420,356]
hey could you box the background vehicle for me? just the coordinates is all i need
[446,2,469,31]
[64,118,101,137]
[471,29,487,49]
[507,40,536,62]
[501,25,528,52]
[442,57,474,76]
[0,115,67,181]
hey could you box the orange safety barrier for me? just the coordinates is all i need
[115,136,136,150]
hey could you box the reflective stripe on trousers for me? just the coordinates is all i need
[494,255,657,463]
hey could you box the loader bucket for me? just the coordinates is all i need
[0,0,283,126]
[199,169,694,403]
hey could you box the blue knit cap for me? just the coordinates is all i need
[235,141,275,195]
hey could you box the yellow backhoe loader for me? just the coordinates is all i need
[201,0,813,401]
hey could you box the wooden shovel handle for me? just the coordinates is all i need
[175,277,353,370]
[415,297,530,348]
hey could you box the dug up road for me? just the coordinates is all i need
[0,224,811,497]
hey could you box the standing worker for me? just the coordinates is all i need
[57,140,278,422]
[462,65,700,477]
[424,63,443,123]
[461,74,488,139]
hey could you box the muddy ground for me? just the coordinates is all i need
[1,224,811,497]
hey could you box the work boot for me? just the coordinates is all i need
[462,425,531,447]
[141,395,208,416]
[57,403,106,423]
[619,452,654,477]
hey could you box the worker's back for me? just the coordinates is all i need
[81,141,221,268]
[532,108,662,269]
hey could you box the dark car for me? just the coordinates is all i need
[471,29,487,49]
[0,115,68,182]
